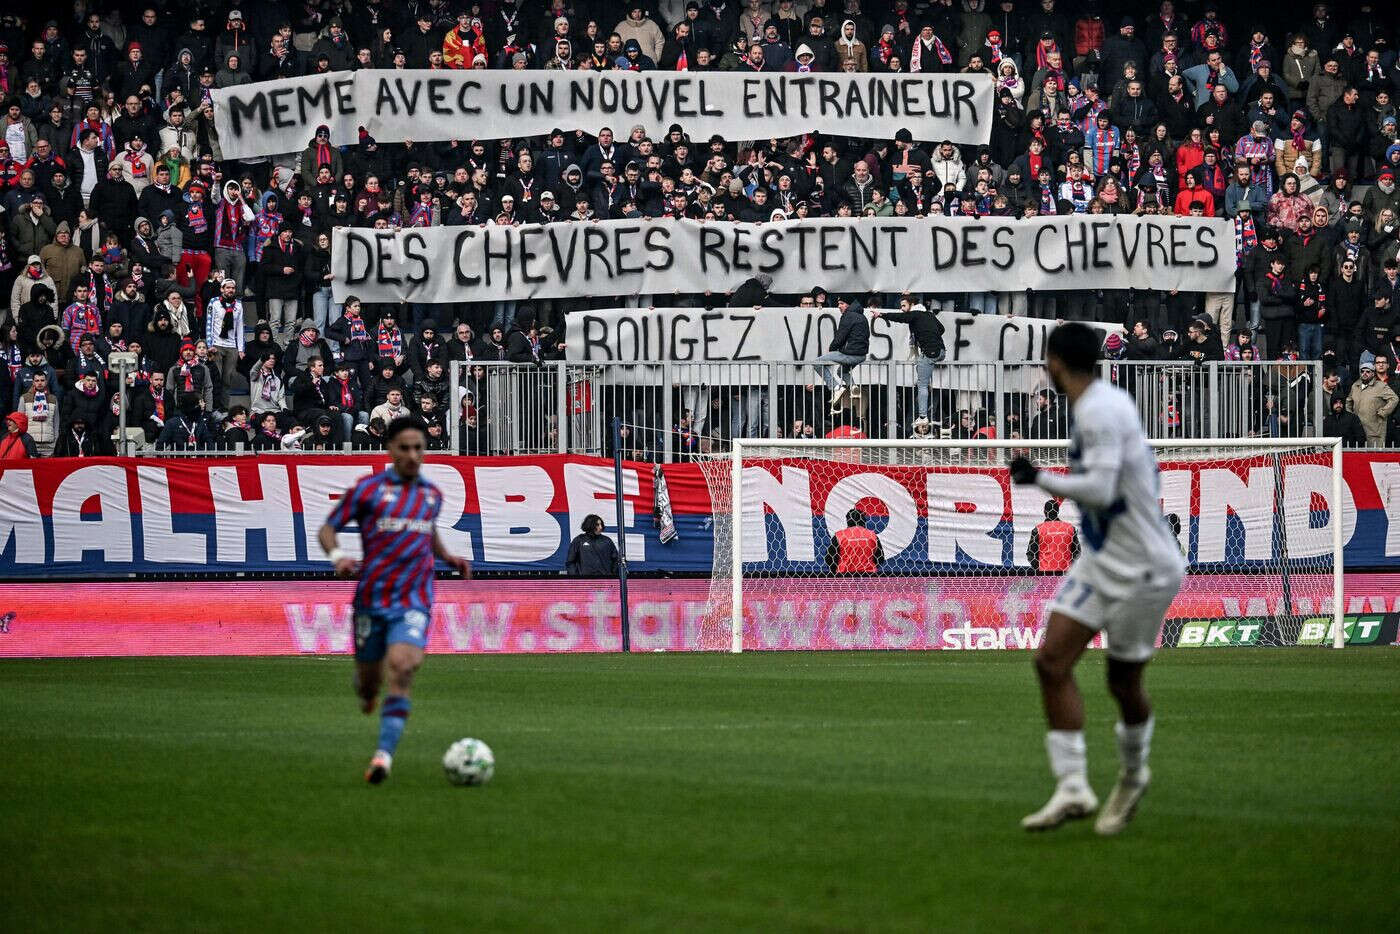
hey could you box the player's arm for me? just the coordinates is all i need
[433,528,472,578]
[317,523,359,578]
[824,537,839,573]
[1009,428,1122,510]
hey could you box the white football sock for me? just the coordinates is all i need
[1115,716,1154,778]
[1046,730,1088,789]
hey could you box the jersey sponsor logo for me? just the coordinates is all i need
[374,517,435,534]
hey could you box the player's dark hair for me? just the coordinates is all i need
[582,513,604,533]
[1046,322,1100,375]
[1043,500,1059,521]
[846,509,865,527]
[383,416,428,445]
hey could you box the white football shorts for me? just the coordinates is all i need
[1046,557,1184,662]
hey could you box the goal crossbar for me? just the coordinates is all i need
[727,437,1345,653]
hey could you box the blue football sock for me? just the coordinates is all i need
[377,695,411,756]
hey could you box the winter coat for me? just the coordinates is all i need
[261,240,304,299]
[155,216,183,267]
[830,303,870,357]
[39,240,85,302]
[1347,378,1399,447]
[614,16,666,63]
[10,267,56,319]
[1323,406,1367,447]
[10,210,57,258]
[565,531,619,577]
[1307,71,1348,126]
[879,306,945,359]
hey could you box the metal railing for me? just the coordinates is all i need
[110,358,1324,459]
[442,359,1324,460]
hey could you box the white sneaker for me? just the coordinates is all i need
[365,750,393,785]
[829,380,847,405]
[913,416,931,432]
[1095,767,1150,836]
[1021,781,1099,831]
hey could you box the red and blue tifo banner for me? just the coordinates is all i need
[3,451,1400,577]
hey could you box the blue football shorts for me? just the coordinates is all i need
[353,607,431,662]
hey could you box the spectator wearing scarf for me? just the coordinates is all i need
[204,278,245,408]
[909,24,952,73]
[377,315,405,361]
[250,353,285,415]
[61,284,101,353]
[169,339,212,411]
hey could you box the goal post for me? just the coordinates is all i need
[701,437,1346,654]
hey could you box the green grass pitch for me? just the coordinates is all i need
[5,650,1397,931]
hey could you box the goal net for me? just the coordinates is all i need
[697,439,1344,653]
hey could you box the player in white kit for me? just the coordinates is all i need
[1009,322,1186,836]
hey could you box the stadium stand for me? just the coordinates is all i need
[3,0,1400,457]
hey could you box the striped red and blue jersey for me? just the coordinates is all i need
[327,469,443,611]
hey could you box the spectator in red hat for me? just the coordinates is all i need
[167,338,212,412]
[114,43,154,99]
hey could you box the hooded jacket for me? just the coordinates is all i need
[0,412,37,459]
[830,301,870,357]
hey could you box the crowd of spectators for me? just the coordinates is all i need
[3,0,1400,457]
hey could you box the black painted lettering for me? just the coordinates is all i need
[518,227,546,284]
[644,226,674,270]
[483,228,513,288]
[226,92,269,136]
[614,224,644,276]
[456,81,482,114]
[699,227,727,273]
[427,78,452,115]
[991,225,1015,269]
[952,79,978,125]
[930,226,957,270]
[583,226,614,278]
[1034,225,1064,274]
[343,232,372,284]
[758,228,785,272]
[582,316,612,361]
[403,233,429,285]
[732,314,759,361]
[960,225,987,267]
[373,233,400,285]
[454,229,480,287]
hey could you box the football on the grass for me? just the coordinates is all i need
[443,738,495,786]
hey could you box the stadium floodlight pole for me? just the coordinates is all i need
[611,417,631,653]
[728,436,1347,654]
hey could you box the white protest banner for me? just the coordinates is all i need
[212,70,994,159]
[564,307,1115,367]
[331,215,1235,304]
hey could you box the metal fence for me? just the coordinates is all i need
[444,359,1325,461]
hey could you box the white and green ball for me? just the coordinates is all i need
[442,738,495,786]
